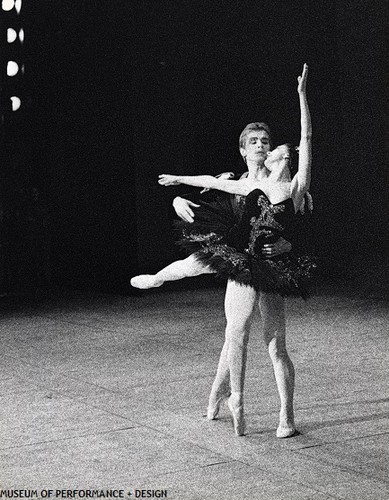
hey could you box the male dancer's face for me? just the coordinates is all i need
[240,130,271,166]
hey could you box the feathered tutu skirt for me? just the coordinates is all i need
[174,193,316,298]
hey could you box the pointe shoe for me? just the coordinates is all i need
[206,392,230,420]
[227,396,246,436]
[130,275,163,289]
[276,422,296,438]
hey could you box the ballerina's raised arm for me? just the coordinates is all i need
[290,63,312,209]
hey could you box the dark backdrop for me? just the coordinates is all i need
[1,0,387,294]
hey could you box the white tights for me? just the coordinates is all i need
[131,254,214,288]
[154,253,214,282]
[209,280,295,433]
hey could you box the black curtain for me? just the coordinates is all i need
[2,0,386,293]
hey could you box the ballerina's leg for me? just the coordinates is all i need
[131,253,214,289]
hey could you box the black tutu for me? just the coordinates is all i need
[175,189,316,298]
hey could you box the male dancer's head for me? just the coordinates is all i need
[239,122,272,179]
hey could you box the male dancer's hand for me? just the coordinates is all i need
[173,197,200,223]
[262,237,292,258]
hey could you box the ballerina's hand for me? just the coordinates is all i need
[297,63,308,94]
[158,174,181,186]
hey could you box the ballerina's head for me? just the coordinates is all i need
[264,143,298,177]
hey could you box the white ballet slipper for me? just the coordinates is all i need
[276,422,296,438]
[227,393,246,436]
[130,275,163,289]
[206,390,230,420]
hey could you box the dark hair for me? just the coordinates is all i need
[283,143,299,175]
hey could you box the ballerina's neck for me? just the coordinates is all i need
[269,165,291,183]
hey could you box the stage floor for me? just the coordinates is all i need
[1,282,388,499]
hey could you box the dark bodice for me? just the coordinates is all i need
[227,189,295,257]
[177,187,315,297]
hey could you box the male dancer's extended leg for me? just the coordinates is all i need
[131,253,214,289]
[259,292,296,438]
[208,280,256,436]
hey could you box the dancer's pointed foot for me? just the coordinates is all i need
[130,275,163,289]
[206,391,230,420]
[227,393,246,436]
[276,419,296,438]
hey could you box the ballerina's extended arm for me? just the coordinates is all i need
[291,63,312,208]
[158,174,250,196]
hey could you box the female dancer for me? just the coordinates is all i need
[132,65,312,299]
[134,64,313,436]
[130,127,312,291]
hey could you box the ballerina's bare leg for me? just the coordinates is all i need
[259,292,296,438]
[131,253,214,289]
